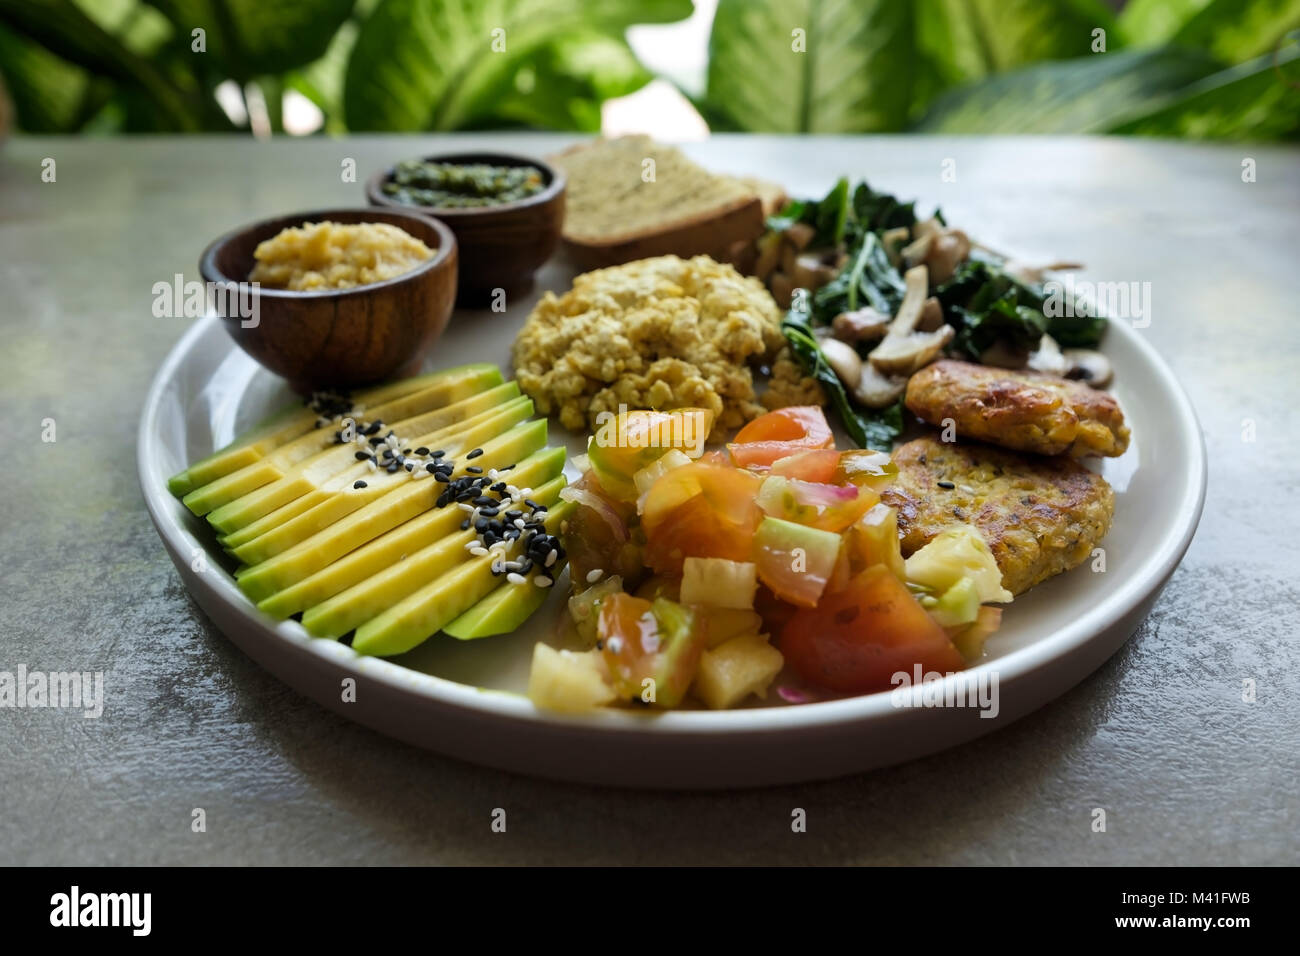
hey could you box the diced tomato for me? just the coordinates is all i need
[756,475,878,533]
[587,408,714,501]
[561,471,645,589]
[598,593,704,707]
[642,461,762,575]
[728,406,835,469]
[770,448,841,483]
[780,565,967,693]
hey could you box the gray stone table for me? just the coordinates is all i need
[1,134,1297,865]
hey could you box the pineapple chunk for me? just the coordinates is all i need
[528,644,616,713]
[691,633,784,710]
[680,557,757,609]
[701,608,764,648]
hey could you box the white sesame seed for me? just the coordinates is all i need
[487,469,499,479]
[507,572,527,585]
[586,569,604,583]
[506,485,519,496]
[463,540,478,550]
[457,502,474,513]
[514,518,526,529]
[367,460,377,471]
[535,576,553,588]
[545,550,557,568]
[470,546,489,556]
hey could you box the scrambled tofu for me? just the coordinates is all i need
[512,255,823,441]
[882,436,1115,595]
[905,359,1130,458]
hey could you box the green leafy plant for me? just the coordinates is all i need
[701,0,1299,140]
[0,0,691,132]
[1,0,1296,137]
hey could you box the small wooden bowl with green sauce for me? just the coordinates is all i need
[199,207,458,393]
[366,152,566,307]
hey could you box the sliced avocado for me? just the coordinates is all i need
[229,397,534,565]
[303,476,567,639]
[180,364,502,516]
[236,418,549,602]
[207,381,521,536]
[168,363,498,497]
[257,447,566,620]
[442,568,559,640]
[351,500,574,657]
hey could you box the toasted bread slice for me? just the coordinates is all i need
[549,135,767,268]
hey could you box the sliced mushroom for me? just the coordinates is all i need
[917,296,945,332]
[925,229,970,284]
[820,337,906,408]
[1027,334,1067,376]
[1004,260,1085,285]
[852,362,908,408]
[832,306,891,343]
[869,265,955,376]
[882,226,910,267]
[1063,349,1113,388]
[784,221,816,251]
[819,338,863,388]
[792,254,839,291]
[979,340,1031,369]
[753,232,783,282]
[769,271,795,309]
[901,233,933,269]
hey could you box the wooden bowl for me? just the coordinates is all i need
[366,152,565,306]
[199,208,458,394]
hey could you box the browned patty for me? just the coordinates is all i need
[881,436,1115,595]
[905,359,1130,458]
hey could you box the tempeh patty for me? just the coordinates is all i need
[881,436,1115,595]
[905,359,1130,457]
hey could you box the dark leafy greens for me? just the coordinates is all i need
[776,177,1106,448]
[782,304,903,452]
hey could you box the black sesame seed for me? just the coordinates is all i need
[498,464,514,472]
[386,462,400,473]
[466,466,483,475]
[414,446,429,456]
[434,472,450,483]
[354,451,371,461]
[431,450,446,459]
[491,482,508,493]
[937,480,956,489]
[364,422,383,436]
[466,448,483,459]
[524,499,542,510]
[353,480,368,489]
[473,496,495,507]
[478,507,499,517]
[436,492,450,508]
[426,462,438,473]
[368,436,385,446]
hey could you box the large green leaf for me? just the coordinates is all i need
[1121,1,1300,64]
[914,48,1223,133]
[916,0,1119,87]
[343,0,691,132]
[145,0,357,79]
[1170,0,1300,64]
[485,32,652,132]
[703,0,915,132]
[0,20,93,130]
[1117,0,1212,47]
[1111,41,1300,140]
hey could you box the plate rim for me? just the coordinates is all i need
[138,314,1206,737]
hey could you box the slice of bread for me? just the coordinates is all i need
[549,135,768,268]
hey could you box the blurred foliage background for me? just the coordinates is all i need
[0,0,1296,138]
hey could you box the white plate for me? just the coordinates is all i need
[139,305,1205,788]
